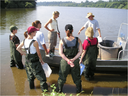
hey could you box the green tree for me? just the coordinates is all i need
[25,2,34,8]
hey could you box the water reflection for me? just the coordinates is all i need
[11,67,26,95]
[93,87,127,95]
[0,8,36,35]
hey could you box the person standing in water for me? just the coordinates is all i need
[57,24,83,93]
[17,26,48,92]
[44,11,60,58]
[78,12,101,38]
[9,25,24,69]
[32,20,48,61]
[79,27,99,81]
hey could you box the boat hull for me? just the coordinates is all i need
[44,56,127,71]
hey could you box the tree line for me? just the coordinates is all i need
[1,0,37,9]
[37,0,128,9]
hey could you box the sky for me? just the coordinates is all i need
[37,0,109,3]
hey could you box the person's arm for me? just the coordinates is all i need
[59,40,69,62]
[42,44,48,55]
[33,41,44,64]
[79,50,86,64]
[59,40,74,67]
[15,44,19,48]
[70,38,83,62]
[78,26,85,35]
[16,41,26,55]
[14,36,20,48]
[98,28,101,37]
[44,19,54,32]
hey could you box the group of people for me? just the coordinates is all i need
[9,11,101,93]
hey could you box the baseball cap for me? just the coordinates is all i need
[10,25,18,32]
[27,26,39,34]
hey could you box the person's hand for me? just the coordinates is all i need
[41,60,45,65]
[70,59,75,63]
[57,32,60,38]
[50,29,54,32]
[78,31,81,35]
[46,49,49,55]
[79,60,82,64]
[67,60,74,67]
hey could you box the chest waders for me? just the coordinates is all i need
[24,40,48,91]
[9,35,24,69]
[57,37,81,93]
[82,39,98,79]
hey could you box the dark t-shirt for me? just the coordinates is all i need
[9,35,20,44]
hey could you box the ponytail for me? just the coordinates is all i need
[24,31,28,38]
[32,22,36,27]
[65,24,73,37]
[32,20,41,28]
[66,29,72,37]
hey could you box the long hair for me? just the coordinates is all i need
[24,31,28,38]
[66,29,72,37]
[32,20,41,28]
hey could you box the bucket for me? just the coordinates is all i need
[98,40,122,60]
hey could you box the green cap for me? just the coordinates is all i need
[10,25,18,32]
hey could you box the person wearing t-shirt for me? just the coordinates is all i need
[32,20,48,61]
[9,25,24,69]
[78,12,101,38]
[79,27,98,81]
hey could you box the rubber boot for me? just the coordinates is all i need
[17,61,24,69]
[40,82,48,92]
[10,60,16,67]
[76,84,81,93]
[57,83,64,93]
[29,80,35,89]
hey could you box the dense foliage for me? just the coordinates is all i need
[1,0,37,9]
[37,0,128,9]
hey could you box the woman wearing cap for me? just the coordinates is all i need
[9,25,24,69]
[44,11,60,58]
[17,26,48,92]
[79,27,98,81]
[57,24,83,93]
[78,12,101,38]
[32,20,49,61]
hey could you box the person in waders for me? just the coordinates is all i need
[57,24,83,93]
[44,11,60,59]
[17,26,48,92]
[32,20,49,61]
[79,27,98,81]
[9,25,24,69]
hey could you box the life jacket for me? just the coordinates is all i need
[23,39,39,63]
[83,38,99,62]
[62,37,78,58]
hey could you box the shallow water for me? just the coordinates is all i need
[0,6,127,95]
[1,63,127,95]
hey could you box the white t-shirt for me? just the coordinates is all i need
[84,19,100,37]
[49,17,57,32]
[34,31,45,50]
[24,39,36,54]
